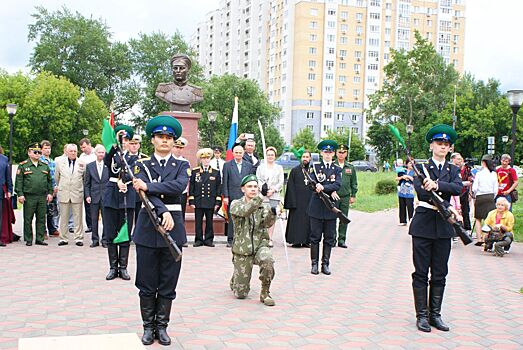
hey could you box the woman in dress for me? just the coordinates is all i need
[256,147,284,247]
[472,155,498,246]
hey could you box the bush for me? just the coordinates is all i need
[375,179,397,195]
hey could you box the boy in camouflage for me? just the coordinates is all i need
[229,174,277,306]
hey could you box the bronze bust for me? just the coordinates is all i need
[155,54,203,112]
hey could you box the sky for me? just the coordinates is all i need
[1,0,522,92]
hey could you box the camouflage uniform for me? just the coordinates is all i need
[229,196,276,305]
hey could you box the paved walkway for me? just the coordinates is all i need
[0,209,521,349]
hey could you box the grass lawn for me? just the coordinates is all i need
[351,171,398,213]
[511,182,522,242]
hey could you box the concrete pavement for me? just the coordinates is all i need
[0,208,521,349]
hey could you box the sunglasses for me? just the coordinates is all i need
[32,150,42,155]
[337,150,348,154]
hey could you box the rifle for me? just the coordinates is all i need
[114,138,183,261]
[388,125,472,246]
[301,165,351,225]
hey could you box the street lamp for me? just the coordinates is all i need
[82,129,89,136]
[507,90,523,166]
[502,135,509,155]
[406,124,414,151]
[207,111,218,147]
[5,103,17,166]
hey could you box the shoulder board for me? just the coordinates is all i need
[137,157,150,163]
[19,160,28,165]
[334,163,342,168]
[192,167,200,171]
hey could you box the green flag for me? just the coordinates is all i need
[387,124,407,149]
[102,119,117,151]
[113,220,129,244]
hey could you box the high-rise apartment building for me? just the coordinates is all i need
[191,0,466,143]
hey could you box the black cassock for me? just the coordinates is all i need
[284,164,312,245]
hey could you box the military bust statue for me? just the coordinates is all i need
[155,54,203,112]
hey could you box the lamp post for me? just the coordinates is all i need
[507,90,523,166]
[502,135,509,155]
[406,124,413,151]
[6,104,17,166]
[207,111,218,147]
[82,129,89,136]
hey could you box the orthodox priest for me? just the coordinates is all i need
[284,150,313,247]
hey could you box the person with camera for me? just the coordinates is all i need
[496,154,518,210]
[472,155,498,246]
[483,197,514,256]
[256,146,284,247]
[234,133,260,168]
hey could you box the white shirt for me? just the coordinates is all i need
[472,167,498,196]
[96,161,104,179]
[431,158,445,171]
[80,152,96,164]
[154,153,172,166]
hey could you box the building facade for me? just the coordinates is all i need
[191,0,466,143]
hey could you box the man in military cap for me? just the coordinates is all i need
[409,124,463,333]
[103,124,136,281]
[15,143,54,246]
[189,148,222,247]
[307,140,342,275]
[210,146,225,176]
[229,174,277,306]
[172,137,190,224]
[126,134,149,227]
[333,144,358,248]
[132,115,189,346]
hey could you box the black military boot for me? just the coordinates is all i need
[413,287,431,332]
[429,286,450,331]
[310,244,319,275]
[105,244,118,280]
[118,245,131,280]
[155,296,173,346]
[140,297,156,345]
[321,244,332,275]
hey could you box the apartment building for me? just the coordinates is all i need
[191,0,466,143]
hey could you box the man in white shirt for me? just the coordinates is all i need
[210,146,225,177]
[79,138,96,233]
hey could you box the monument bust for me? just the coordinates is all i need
[155,54,203,112]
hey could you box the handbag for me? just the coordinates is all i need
[509,189,518,203]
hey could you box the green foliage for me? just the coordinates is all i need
[0,71,107,161]
[194,74,281,150]
[128,31,203,123]
[28,6,136,110]
[375,179,397,195]
[322,129,366,161]
[291,128,317,152]
[367,120,403,162]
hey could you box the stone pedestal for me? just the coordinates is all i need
[161,111,226,236]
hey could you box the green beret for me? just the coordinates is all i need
[425,124,458,144]
[240,174,258,187]
[114,124,134,139]
[337,144,349,151]
[145,115,182,140]
[317,140,338,152]
[27,142,42,151]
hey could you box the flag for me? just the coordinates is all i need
[109,111,115,128]
[101,119,117,151]
[113,220,129,244]
[225,96,239,161]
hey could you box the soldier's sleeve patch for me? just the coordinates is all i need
[187,168,192,176]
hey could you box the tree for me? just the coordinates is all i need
[128,31,203,124]
[291,127,316,152]
[368,31,459,156]
[28,6,136,111]
[367,120,403,162]
[0,71,107,161]
[194,74,281,151]
[322,129,365,161]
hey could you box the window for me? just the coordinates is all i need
[328,9,336,15]
[326,60,334,68]
[356,13,363,21]
[340,11,348,20]
[454,22,461,30]
[368,76,376,83]
[308,60,316,68]
[328,34,335,42]
[337,113,344,121]
[341,24,348,32]
[353,89,360,97]
[310,8,318,16]
[368,51,379,58]
[351,114,358,122]
[354,64,361,71]
[339,49,347,57]
[308,73,316,80]
[310,21,318,29]
[385,15,391,23]
[339,62,346,69]
[338,88,345,96]
[370,12,380,20]
[324,112,332,118]
[426,32,432,40]
[328,21,335,28]
[323,125,332,132]
[337,127,347,133]
[356,26,363,34]
[355,51,362,58]
[325,86,333,92]
[337,101,345,107]
[306,112,314,119]
[310,34,317,42]
[413,18,419,26]
[328,47,335,54]
[339,75,346,82]
[307,86,315,95]
[353,76,360,83]
[453,46,459,54]
[369,38,380,46]
[355,38,362,45]
[306,125,314,131]
[309,47,317,54]
[326,73,333,80]
[427,20,432,27]
[352,127,359,134]
[370,25,380,33]
[340,36,348,44]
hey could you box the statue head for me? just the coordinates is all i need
[170,54,192,86]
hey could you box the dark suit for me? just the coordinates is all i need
[409,159,463,288]
[188,166,222,245]
[0,155,13,238]
[133,155,189,299]
[84,161,109,245]
[222,159,254,244]
[127,152,148,226]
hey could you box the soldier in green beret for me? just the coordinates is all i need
[333,144,358,248]
[15,143,53,246]
[229,174,277,306]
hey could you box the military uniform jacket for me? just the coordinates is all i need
[334,160,358,198]
[306,161,342,220]
[408,159,463,239]
[132,155,190,248]
[188,166,222,209]
[230,196,276,256]
[15,159,53,196]
[126,152,149,204]
[103,146,136,209]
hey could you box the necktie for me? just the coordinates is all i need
[160,159,166,168]
[98,163,103,178]
[438,164,442,173]
[69,159,75,173]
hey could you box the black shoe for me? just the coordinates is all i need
[182,242,188,247]
[193,241,204,247]
[429,286,450,331]
[35,241,48,246]
[291,244,301,248]
[140,297,156,345]
[204,242,215,247]
[106,244,118,280]
[119,268,131,280]
[90,242,99,248]
[0,242,5,247]
[413,287,431,332]
[338,242,348,248]
[102,242,108,248]
[474,241,483,246]
[226,243,232,248]
[68,228,74,233]
[311,261,319,275]
[26,241,33,246]
[302,243,310,248]
[321,264,331,275]
[106,269,118,280]
[156,297,173,346]
[76,242,84,246]
[12,235,21,242]
[118,245,131,280]
[58,241,68,246]
[85,229,92,233]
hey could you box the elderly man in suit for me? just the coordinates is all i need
[55,143,86,246]
[222,145,254,247]
[84,144,109,248]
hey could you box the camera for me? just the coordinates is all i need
[464,158,476,167]
[244,133,255,140]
